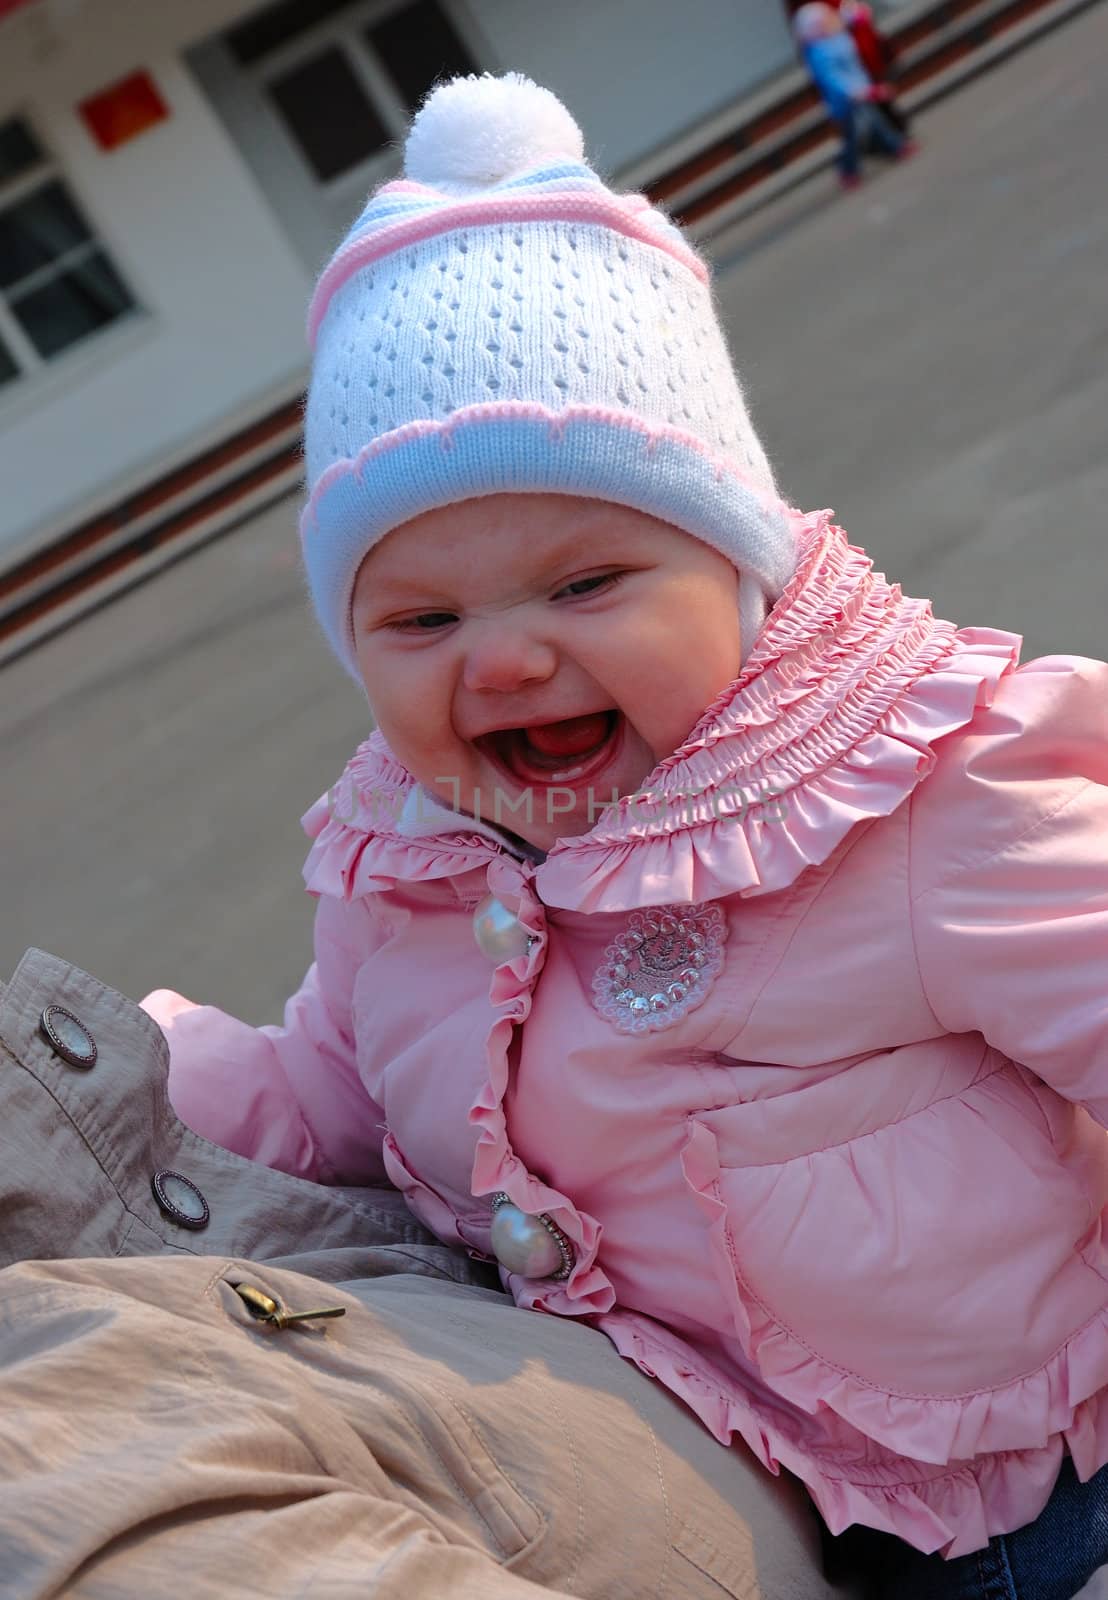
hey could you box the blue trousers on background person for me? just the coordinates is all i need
[838,98,905,180]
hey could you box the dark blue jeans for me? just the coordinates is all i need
[837,101,905,179]
[823,1457,1108,1599]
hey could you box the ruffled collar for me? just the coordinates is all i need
[303,512,1021,912]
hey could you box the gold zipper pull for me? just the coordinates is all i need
[233,1283,281,1321]
[271,1305,346,1329]
[233,1283,345,1329]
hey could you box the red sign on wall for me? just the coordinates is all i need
[80,71,169,152]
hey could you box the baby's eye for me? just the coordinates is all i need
[554,572,622,600]
[389,611,457,633]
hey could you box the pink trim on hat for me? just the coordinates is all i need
[379,179,438,196]
[308,192,708,345]
[300,400,787,534]
[381,179,656,211]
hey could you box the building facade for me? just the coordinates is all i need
[0,0,899,562]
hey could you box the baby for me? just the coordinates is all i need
[147,74,1108,1597]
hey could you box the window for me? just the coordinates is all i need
[0,116,134,384]
[227,0,359,64]
[268,46,390,181]
[368,0,476,113]
[226,0,480,187]
[0,335,17,389]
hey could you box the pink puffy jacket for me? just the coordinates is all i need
[147,516,1108,1557]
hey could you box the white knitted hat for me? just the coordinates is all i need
[302,73,797,675]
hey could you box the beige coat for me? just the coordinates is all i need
[0,948,847,1600]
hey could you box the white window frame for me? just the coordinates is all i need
[0,114,136,383]
[245,0,474,201]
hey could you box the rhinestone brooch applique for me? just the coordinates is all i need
[592,903,727,1034]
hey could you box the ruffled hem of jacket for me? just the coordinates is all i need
[599,1308,1107,1558]
[537,514,1021,912]
[301,732,500,898]
[677,1116,1108,1544]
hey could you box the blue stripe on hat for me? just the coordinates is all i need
[303,409,791,676]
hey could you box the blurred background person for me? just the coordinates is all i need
[793,1,914,189]
[839,0,911,135]
[785,0,912,137]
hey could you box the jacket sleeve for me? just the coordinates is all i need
[802,46,840,115]
[909,656,1108,1122]
[142,890,388,1185]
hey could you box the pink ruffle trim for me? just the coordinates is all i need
[302,733,495,897]
[598,1307,1100,1558]
[466,861,616,1317]
[304,754,617,1314]
[537,513,1021,911]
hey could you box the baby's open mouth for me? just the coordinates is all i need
[482,710,621,785]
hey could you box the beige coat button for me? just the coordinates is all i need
[151,1169,210,1230]
[39,1005,97,1068]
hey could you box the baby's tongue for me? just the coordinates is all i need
[524,713,610,758]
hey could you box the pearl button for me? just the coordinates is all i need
[490,1198,565,1279]
[472,894,533,965]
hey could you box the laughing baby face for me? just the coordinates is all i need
[351,494,742,852]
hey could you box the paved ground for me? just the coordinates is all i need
[4,5,1106,1022]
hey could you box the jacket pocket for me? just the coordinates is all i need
[672,1519,763,1600]
[378,1364,543,1561]
[682,1075,1108,1406]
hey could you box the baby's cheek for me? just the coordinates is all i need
[394,729,445,780]
[647,689,710,759]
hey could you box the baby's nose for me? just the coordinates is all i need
[462,626,557,694]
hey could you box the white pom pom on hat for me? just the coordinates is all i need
[404,71,585,193]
